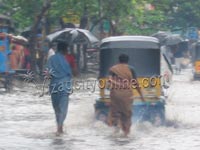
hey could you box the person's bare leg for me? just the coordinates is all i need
[121,117,131,137]
[113,119,121,134]
[123,127,130,137]
[56,125,63,136]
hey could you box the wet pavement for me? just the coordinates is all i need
[0,68,200,150]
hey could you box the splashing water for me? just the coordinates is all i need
[0,69,200,150]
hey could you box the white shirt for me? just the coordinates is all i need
[47,48,55,60]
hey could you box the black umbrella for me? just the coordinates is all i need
[46,28,100,48]
[152,31,171,45]
[164,34,183,46]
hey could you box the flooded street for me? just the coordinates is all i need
[0,68,200,150]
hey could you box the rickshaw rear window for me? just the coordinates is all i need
[99,48,160,77]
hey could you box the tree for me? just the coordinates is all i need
[28,1,51,73]
[170,0,200,28]
[2,0,200,73]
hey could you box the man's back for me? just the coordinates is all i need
[109,64,133,80]
[48,53,72,82]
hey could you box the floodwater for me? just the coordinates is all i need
[0,68,200,150]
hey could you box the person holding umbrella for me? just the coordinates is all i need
[47,40,72,135]
[164,34,183,74]
[171,44,183,74]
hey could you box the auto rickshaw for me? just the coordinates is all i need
[191,41,200,79]
[94,36,173,124]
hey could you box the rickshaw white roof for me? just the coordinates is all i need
[100,36,160,49]
[101,36,159,43]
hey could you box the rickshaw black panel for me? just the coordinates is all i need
[99,48,160,78]
[191,42,200,61]
[195,45,200,60]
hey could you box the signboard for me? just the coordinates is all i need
[103,20,110,33]
[61,13,80,25]
[186,27,199,40]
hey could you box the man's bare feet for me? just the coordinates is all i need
[123,130,130,138]
[55,131,62,136]
[56,125,63,136]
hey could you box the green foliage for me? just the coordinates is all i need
[0,0,44,29]
[1,0,200,35]
[171,0,200,27]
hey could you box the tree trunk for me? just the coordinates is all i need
[29,2,50,73]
